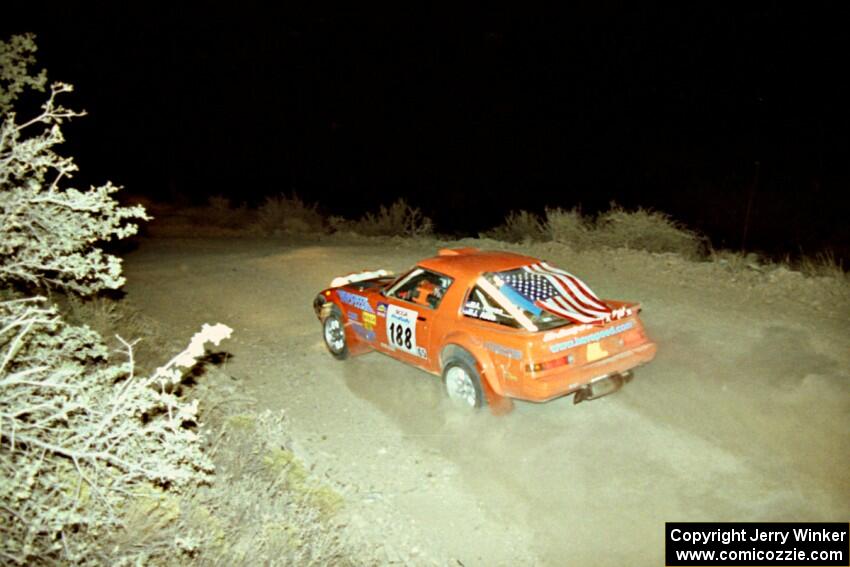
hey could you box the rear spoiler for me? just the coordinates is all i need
[604,300,642,317]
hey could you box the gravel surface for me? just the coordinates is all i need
[123,234,850,566]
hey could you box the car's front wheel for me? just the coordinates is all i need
[442,357,485,409]
[322,309,349,360]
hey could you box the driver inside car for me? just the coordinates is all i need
[412,279,440,307]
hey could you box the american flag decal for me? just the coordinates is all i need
[502,262,614,325]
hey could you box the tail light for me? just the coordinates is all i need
[526,354,575,373]
[621,327,647,347]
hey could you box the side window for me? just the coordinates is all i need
[387,268,452,309]
[462,286,520,328]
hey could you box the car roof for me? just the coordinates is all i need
[417,248,539,281]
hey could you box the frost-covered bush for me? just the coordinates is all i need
[0,33,147,294]
[0,296,232,563]
[0,34,235,564]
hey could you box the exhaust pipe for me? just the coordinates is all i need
[573,371,633,404]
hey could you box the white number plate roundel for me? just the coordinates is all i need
[386,305,418,356]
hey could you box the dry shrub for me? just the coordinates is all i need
[255,193,325,235]
[203,195,254,230]
[709,249,765,274]
[0,297,230,564]
[544,207,593,248]
[40,294,362,565]
[708,248,850,293]
[592,204,704,258]
[73,299,362,564]
[336,198,433,237]
[798,250,847,281]
[100,406,358,565]
[57,294,170,374]
[487,204,704,257]
[169,410,357,566]
[480,210,548,243]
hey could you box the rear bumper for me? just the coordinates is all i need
[515,342,657,402]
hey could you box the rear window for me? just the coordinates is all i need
[461,286,521,328]
[481,269,573,331]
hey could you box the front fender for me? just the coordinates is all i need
[313,292,334,320]
[315,292,372,356]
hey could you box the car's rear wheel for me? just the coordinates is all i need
[442,357,485,409]
[322,309,349,360]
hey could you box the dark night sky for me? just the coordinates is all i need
[5,3,850,256]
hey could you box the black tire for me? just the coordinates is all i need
[322,308,349,360]
[441,355,486,409]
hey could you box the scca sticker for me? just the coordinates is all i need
[386,305,421,357]
[376,302,388,317]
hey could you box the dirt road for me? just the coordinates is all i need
[123,235,850,566]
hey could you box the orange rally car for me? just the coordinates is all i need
[313,248,657,413]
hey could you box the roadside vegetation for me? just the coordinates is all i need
[143,193,845,286]
[0,35,362,565]
[483,205,706,259]
[140,194,433,238]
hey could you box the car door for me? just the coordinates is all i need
[382,298,432,367]
[378,267,453,368]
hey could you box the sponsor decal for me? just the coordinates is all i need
[478,308,498,322]
[549,321,634,353]
[338,290,374,313]
[463,300,506,323]
[543,323,592,342]
[386,305,421,357]
[609,306,632,320]
[362,312,377,330]
[484,341,522,360]
[347,311,359,322]
[351,323,376,342]
[500,363,519,382]
[376,302,388,317]
[462,300,481,317]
